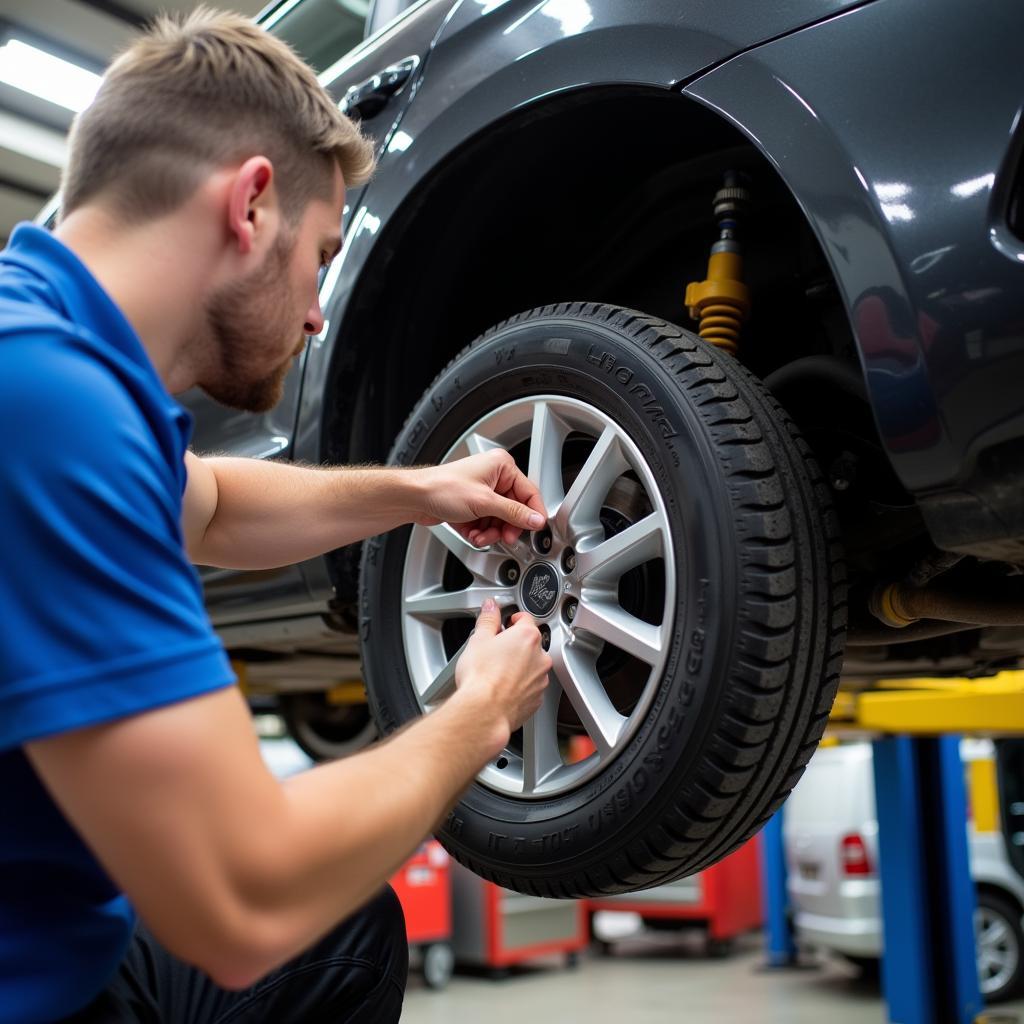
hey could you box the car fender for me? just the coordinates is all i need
[294,0,878,599]
[297,0,878,466]
[684,0,1024,502]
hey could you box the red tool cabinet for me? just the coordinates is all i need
[449,859,589,973]
[390,840,454,988]
[587,836,763,955]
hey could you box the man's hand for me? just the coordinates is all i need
[411,450,547,547]
[453,599,552,755]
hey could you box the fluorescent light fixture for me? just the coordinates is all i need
[0,109,67,167]
[0,39,102,113]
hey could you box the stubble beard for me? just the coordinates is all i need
[200,233,307,414]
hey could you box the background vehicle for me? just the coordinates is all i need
[179,0,1024,893]
[784,740,1024,1002]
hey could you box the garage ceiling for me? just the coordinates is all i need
[0,0,267,245]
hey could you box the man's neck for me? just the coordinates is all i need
[55,205,212,395]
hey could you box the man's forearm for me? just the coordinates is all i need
[192,457,424,569]
[217,689,507,986]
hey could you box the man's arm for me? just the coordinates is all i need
[25,602,549,990]
[183,449,547,569]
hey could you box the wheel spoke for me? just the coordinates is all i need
[464,431,503,456]
[555,426,631,539]
[404,584,509,620]
[426,523,506,581]
[402,395,677,800]
[551,640,625,756]
[527,400,568,517]
[981,919,1010,946]
[521,672,564,794]
[419,643,465,706]
[576,512,664,583]
[573,600,663,665]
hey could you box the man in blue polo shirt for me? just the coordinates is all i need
[0,9,551,1022]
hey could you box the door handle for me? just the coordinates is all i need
[341,55,419,121]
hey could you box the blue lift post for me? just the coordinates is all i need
[872,735,983,1024]
[760,809,798,967]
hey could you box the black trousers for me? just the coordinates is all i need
[61,886,407,1024]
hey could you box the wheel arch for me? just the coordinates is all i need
[976,879,1024,922]
[305,85,863,602]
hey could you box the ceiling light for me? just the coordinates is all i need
[0,39,101,113]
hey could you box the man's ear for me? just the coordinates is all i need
[226,156,275,256]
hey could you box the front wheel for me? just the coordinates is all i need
[360,303,845,897]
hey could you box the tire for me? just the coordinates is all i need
[360,303,846,897]
[976,890,1024,1002]
[279,692,378,762]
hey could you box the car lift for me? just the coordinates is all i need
[761,672,1024,1024]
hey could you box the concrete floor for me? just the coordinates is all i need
[402,930,1024,1023]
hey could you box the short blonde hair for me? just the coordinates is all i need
[60,6,375,223]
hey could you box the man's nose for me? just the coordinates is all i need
[304,297,325,336]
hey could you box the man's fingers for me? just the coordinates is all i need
[474,597,502,637]
[492,454,547,523]
[498,495,545,531]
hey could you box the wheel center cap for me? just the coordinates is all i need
[520,561,559,617]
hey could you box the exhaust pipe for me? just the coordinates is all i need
[869,582,1024,629]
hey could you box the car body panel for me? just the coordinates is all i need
[783,744,881,956]
[189,0,1024,626]
[291,0,879,603]
[683,0,1024,536]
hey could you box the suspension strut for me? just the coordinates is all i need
[684,172,752,356]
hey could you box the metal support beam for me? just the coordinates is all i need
[872,736,983,1023]
[832,674,1024,736]
[760,809,798,967]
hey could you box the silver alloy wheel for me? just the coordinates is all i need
[400,396,676,799]
[976,904,1020,996]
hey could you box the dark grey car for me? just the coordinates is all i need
[186,0,1024,897]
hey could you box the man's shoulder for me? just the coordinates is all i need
[0,330,179,526]
[0,321,141,427]
[0,292,75,342]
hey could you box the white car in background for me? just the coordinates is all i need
[783,740,1024,1003]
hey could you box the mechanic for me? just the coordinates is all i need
[0,9,552,1023]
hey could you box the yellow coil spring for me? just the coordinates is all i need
[696,299,744,356]
[684,249,749,358]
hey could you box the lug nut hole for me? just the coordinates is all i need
[561,548,577,573]
[539,624,551,651]
[499,560,520,585]
[533,527,553,554]
[563,599,578,624]
[496,756,509,770]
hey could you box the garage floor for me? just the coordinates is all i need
[259,733,1024,1022]
[402,933,1024,1023]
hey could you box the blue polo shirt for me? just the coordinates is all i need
[0,223,236,1021]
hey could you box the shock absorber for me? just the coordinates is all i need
[684,172,752,357]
